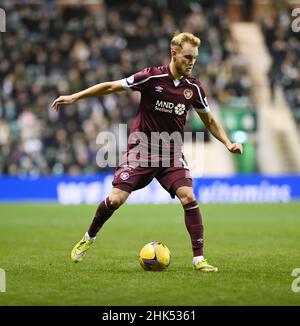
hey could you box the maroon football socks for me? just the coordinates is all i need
[88,197,204,257]
[183,201,204,256]
[88,197,116,238]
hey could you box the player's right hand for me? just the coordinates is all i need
[50,95,76,112]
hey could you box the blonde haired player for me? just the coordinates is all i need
[51,32,243,272]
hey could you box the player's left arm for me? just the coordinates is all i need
[197,111,243,154]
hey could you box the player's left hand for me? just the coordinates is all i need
[227,143,243,154]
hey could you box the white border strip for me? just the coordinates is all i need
[121,73,168,90]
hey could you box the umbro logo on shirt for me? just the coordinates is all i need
[155,86,164,92]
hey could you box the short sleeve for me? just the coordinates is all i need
[120,67,153,92]
[192,81,211,113]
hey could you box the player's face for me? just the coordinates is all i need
[173,42,198,77]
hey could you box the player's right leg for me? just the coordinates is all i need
[71,188,130,263]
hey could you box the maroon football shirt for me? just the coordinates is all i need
[120,65,210,166]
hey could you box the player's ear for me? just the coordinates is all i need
[171,49,176,58]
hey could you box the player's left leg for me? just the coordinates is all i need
[176,186,218,272]
[157,166,218,272]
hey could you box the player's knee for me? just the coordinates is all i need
[109,194,126,209]
[179,192,196,205]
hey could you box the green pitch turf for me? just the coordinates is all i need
[0,203,300,306]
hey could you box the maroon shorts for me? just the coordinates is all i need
[112,164,193,199]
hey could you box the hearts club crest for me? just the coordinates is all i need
[184,89,193,100]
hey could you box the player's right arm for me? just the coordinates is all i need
[50,80,125,111]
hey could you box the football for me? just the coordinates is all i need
[139,241,171,271]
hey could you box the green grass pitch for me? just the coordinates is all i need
[0,202,300,306]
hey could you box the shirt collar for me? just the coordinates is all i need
[166,65,185,83]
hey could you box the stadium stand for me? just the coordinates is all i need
[260,6,300,130]
[0,1,255,176]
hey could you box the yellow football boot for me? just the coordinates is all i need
[194,258,218,272]
[71,233,95,263]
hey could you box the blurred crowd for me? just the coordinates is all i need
[0,0,253,176]
[261,8,300,128]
